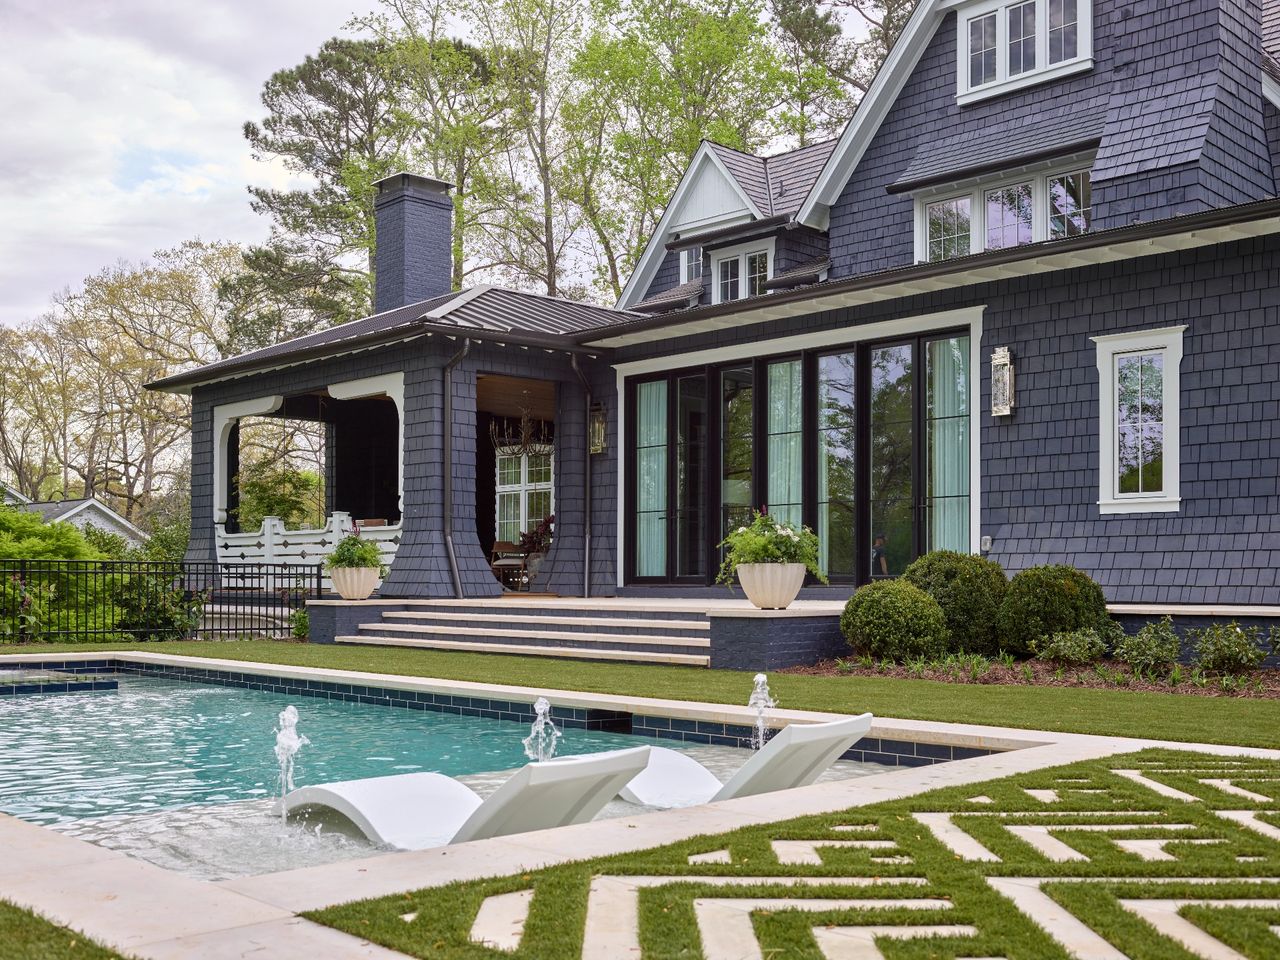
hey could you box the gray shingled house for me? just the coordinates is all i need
[151,0,1280,658]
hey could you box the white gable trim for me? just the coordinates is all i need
[797,0,948,229]
[55,500,150,543]
[1,483,31,505]
[617,143,767,310]
[1263,71,1280,110]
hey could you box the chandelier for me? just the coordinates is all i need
[490,392,554,458]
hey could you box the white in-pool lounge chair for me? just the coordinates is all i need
[619,713,873,808]
[283,745,650,850]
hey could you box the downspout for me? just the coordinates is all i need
[442,339,471,599]
[571,354,592,599]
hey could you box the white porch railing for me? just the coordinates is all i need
[215,512,401,589]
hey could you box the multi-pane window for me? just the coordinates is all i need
[718,258,740,302]
[922,168,1091,262]
[682,246,703,283]
[1049,170,1091,238]
[1007,1,1036,75]
[1093,326,1185,514]
[495,452,554,544]
[926,196,972,262]
[959,0,1090,101]
[985,182,1033,250]
[746,251,769,297]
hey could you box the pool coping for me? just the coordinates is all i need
[2,649,1278,959]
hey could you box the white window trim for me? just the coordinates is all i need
[1093,325,1186,515]
[495,452,555,543]
[680,247,703,284]
[913,156,1093,263]
[710,237,776,304]
[954,0,1093,106]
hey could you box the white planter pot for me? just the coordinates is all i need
[736,563,806,610]
[329,566,380,601]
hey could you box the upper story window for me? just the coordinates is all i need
[956,0,1092,105]
[711,239,774,304]
[681,246,703,284]
[916,164,1091,263]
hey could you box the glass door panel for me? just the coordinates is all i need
[675,375,707,579]
[817,352,856,578]
[766,359,803,529]
[869,344,914,577]
[925,335,971,553]
[634,379,667,577]
[720,366,754,536]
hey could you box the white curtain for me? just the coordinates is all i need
[767,360,803,528]
[928,337,970,552]
[635,381,667,576]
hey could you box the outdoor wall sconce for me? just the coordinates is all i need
[991,346,1014,417]
[588,402,607,454]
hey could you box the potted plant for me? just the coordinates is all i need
[519,514,555,583]
[325,534,387,601]
[717,510,827,609]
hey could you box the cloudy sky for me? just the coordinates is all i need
[0,0,382,327]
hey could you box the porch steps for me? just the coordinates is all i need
[334,600,714,666]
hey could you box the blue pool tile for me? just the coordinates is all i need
[877,739,918,757]
[914,742,954,761]
[951,746,994,760]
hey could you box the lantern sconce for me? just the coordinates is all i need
[588,402,607,454]
[991,347,1014,417]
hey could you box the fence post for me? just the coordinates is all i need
[17,558,27,644]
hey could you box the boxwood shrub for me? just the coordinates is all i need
[840,579,949,661]
[902,551,1008,655]
[995,564,1108,657]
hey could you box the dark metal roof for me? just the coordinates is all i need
[1265,0,1280,64]
[706,139,839,218]
[890,107,1106,194]
[764,258,829,289]
[148,286,633,392]
[666,214,790,250]
[632,279,703,312]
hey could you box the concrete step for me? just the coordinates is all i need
[334,634,710,667]
[381,600,712,622]
[380,611,711,634]
[357,622,709,651]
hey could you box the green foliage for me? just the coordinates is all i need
[901,551,1007,655]
[1030,628,1107,665]
[234,467,324,532]
[133,518,190,563]
[1191,621,1267,675]
[1116,616,1181,674]
[716,511,827,585]
[840,579,948,661]
[996,564,1108,658]
[325,535,387,574]
[290,608,310,640]
[81,524,130,560]
[0,505,101,561]
[111,577,205,643]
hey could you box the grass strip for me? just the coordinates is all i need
[0,900,127,960]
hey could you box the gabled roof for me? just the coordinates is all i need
[148,286,634,393]
[632,279,703,313]
[21,498,149,542]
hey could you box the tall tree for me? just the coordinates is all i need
[816,0,917,94]
[770,0,858,143]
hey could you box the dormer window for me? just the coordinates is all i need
[710,239,774,303]
[915,164,1092,263]
[957,0,1092,105]
[681,246,703,283]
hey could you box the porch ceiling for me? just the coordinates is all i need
[477,374,556,420]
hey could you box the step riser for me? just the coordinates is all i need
[379,614,709,636]
[335,636,709,667]
[380,604,710,622]
[356,627,703,656]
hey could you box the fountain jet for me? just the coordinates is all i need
[747,673,776,750]
[274,705,310,822]
[522,697,562,762]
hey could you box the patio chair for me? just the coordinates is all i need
[489,540,528,590]
[283,746,650,850]
[619,713,873,808]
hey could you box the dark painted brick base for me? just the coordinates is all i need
[709,615,845,670]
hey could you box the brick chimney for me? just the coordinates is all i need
[372,173,454,314]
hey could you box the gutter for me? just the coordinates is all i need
[665,214,790,251]
[442,338,471,599]
[570,355,592,599]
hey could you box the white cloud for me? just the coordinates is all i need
[0,0,382,326]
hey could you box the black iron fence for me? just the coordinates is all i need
[0,560,323,644]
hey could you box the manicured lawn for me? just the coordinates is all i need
[0,900,126,960]
[309,749,1280,959]
[9,640,1279,748]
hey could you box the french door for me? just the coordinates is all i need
[627,330,970,585]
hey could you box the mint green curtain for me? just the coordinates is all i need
[635,380,667,576]
[767,360,803,528]
[927,336,970,553]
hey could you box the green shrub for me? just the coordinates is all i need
[1115,617,1181,674]
[995,564,1108,657]
[1191,621,1266,675]
[840,580,949,661]
[289,608,309,640]
[325,535,387,575]
[902,551,1007,655]
[111,577,206,643]
[1030,628,1107,665]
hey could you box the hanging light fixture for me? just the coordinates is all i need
[490,390,554,457]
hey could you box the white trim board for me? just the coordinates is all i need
[327,372,406,514]
[212,396,284,524]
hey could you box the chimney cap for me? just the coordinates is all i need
[374,171,455,195]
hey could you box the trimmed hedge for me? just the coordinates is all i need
[902,551,1008,655]
[841,579,949,661]
[996,564,1108,657]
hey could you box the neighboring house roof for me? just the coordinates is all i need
[21,498,149,543]
[147,285,635,393]
[1,483,31,505]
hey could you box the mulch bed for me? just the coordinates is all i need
[781,657,1280,699]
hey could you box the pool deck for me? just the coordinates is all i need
[2,649,1278,959]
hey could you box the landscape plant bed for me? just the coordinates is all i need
[786,656,1280,699]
